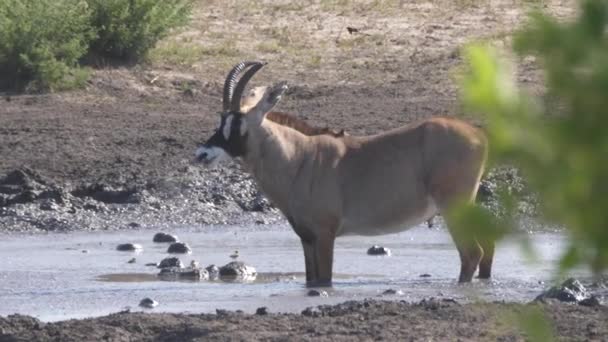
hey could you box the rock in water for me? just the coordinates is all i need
[579,296,602,307]
[167,242,191,254]
[535,278,590,303]
[116,243,143,252]
[219,261,257,278]
[158,257,184,269]
[256,307,268,315]
[158,267,209,281]
[139,298,158,308]
[307,289,329,297]
[367,245,391,256]
[206,264,220,278]
[382,289,404,296]
[153,232,178,243]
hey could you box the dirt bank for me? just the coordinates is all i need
[1,0,571,233]
[1,299,606,341]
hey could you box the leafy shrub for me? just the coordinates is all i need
[460,0,608,276]
[0,0,94,91]
[87,0,194,63]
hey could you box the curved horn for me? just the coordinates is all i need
[222,61,258,112]
[230,61,267,113]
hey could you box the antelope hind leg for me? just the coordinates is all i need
[449,228,483,283]
[477,238,494,279]
[432,197,484,282]
[439,202,485,282]
[430,162,486,283]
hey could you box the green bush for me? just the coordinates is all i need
[0,0,194,91]
[0,0,94,91]
[460,0,608,276]
[87,0,194,62]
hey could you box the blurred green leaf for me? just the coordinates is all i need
[461,0,608,276]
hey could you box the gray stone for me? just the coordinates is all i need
[205,264,220,277]
[116,243,143,252]
[301,307,322,317]
[158,257,184,269]
[139,298,158,308]
[219,261,257,278]
[167,242,191,254]
[256,307,268,315]
[307,289,329,297]
[367,245,391,256]
[535,278,590,303]
[382,289,404,296]
[153,232,178,243]
[579,295,602,307]
[39,200,58,211]
[158,267,209,280]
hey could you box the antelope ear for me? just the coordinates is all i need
[240,86,266,113]
[247,82,288,125]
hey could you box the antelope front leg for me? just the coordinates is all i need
[300,239,316,283]
[300,236,335,287]
[310,234,335,287]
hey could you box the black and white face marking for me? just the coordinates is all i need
[195,112,249,167]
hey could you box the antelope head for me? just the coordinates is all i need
[194,61,287,167]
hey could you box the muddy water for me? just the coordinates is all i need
[0,223,587,322]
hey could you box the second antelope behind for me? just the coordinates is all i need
[195,61,490,286]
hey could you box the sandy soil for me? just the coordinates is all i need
[2,0,604,340]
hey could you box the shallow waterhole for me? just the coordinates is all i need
[96,272,378,284]
[0,222,589,322]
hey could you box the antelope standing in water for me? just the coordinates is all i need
[195,61,490,286]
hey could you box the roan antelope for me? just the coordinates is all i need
[195,61,490,286]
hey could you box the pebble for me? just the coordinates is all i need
[158,267,208,280]
[139,298,158,308]
[382,289,404,296]
[367,245,391,256]
[116,243,143,252]
[307,289,329,297]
